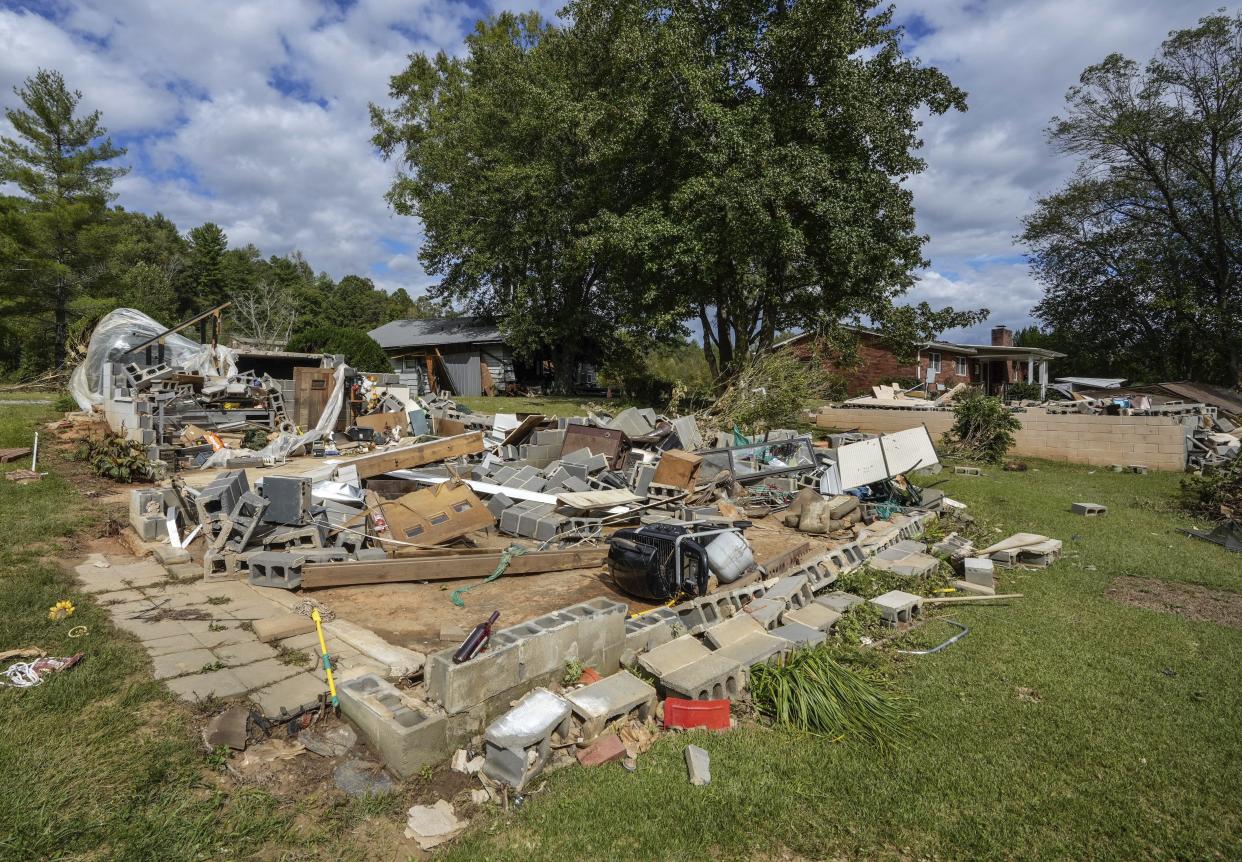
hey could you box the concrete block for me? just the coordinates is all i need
[338,674,451,777]
[499,612,580,681]
[661,654,747,701]
[816,591,864,613]
[246,551,307,590]
[621,608,678,664]
[565,670,657,741]
[685,744,711,785]
[783,603,841,631]
[1016,539,1062,568]
[1070,502,1107,516]
[482,687,572,790]
[713,631,789,667]
[213,492,270,554]
[743,597,786,630]
[637,634,711,678]
[671,596,724,634]
[258,475,312,525]
[870,590,923,626]
[953,465,982,476]
[963,557,995,589]
[262,524,324,550]
[425,641,521,715]
[703,614,767,649]
[769,622,826,648]
[763,574,814,608]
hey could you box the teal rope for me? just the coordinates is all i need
[450,545,529,608]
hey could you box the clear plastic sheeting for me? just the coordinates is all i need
[69,307,238,411]
[200,364,349,469]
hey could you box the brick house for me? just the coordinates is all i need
[779,325,1066,397]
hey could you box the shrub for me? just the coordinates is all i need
[287,326,391,373]
[1180,459,1242,521]
[1005,381,1043,401]
[74,433,155,483]
[703,349,840,434]
[941,389,1020,463]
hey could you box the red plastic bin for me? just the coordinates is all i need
[663,697,731,731]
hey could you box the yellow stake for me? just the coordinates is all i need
[310,608,338,707]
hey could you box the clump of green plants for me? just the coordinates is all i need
[830,602,888,646]
[749,645,911,747]
[940,389,1021,463]
[561,657,585,686]
[74,433,156,482]
[205,744,231,770]
[1004,380,1043,402]
[1180,458,1242,521]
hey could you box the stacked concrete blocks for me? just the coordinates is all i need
[622,607,679,665]
[704,615,789,668]
[638,635,746,701]
[338,674,450,778]
[212,492,270,554]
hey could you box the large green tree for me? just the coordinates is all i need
[180,222,231,312]
[1023,12,1242,386]
[372,1,981,389]
[0,69,127,367]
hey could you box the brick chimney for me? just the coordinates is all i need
[991,325,1013,347]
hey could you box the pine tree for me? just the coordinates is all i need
[0,69,127,367]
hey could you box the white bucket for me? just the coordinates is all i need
[705,531,754,584]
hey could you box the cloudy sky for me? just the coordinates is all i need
[0,0,1228,341]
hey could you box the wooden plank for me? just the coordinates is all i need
[349,431,485,479]
[0,447,32,463]
[500,413,545,446]
[301,547,608,589]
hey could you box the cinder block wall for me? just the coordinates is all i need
[815,406,1188,470]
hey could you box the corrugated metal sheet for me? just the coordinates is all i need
[441,349,482,396]
[1137,382,1242,414]
[369,317,503,349]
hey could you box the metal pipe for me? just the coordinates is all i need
[30,432,38,471]
[896,619,969,655]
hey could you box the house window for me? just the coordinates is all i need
[929,352,941,373]
[956,356,968,376]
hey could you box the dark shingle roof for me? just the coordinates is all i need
[368,317,503,350]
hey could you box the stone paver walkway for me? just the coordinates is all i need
[75,553,391,715]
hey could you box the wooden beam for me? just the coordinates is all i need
[301,547,608,589]
[348,431,485,479]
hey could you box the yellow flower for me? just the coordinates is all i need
[48,600,76,621]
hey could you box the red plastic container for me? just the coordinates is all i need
[663,697,731,730]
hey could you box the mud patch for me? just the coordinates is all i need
[1106,576,1242,628]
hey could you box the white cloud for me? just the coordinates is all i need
[0,0,1228,325]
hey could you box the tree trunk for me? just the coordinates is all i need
[552,342,577,395]
[54,275,67,369]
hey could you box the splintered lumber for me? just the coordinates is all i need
[348,431,485,479]
[301,547,608,589]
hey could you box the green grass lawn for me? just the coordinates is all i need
[2,395,1240,860]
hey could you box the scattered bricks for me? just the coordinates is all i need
[953,465,982,476]
[782,603,842,632]
[258,475,313,525]
[662,654,747,701]
[763,574,814,609]
[713,630,788,668]
[1071,502,1107,516]
[247,551,308,590]
[704,614,767,650]
[769,622,826,648]
[742,597,786,630]
[963,557,995,589]
[338,674,451,778]
[425,641,521,715]
[482,687,572,790]
[565,670,657,742]
[577,733,627,767]
[685,745,711,785]
[213,492,270,554]
[869,590,923,626]
[638,635,711,679]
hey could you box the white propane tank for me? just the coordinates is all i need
[705,531,754,584]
